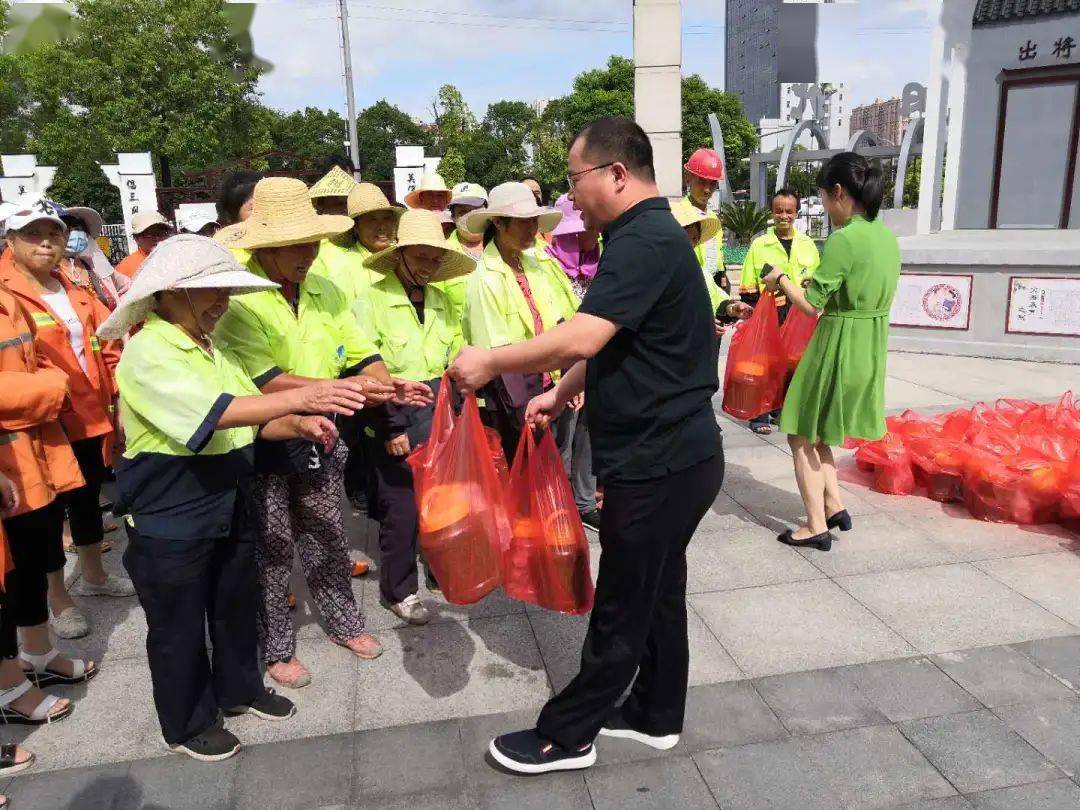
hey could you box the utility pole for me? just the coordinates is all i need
[338,0,361,179]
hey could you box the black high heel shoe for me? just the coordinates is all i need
[777,529,833,551]
[826,509,852,532]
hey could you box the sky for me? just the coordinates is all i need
[249,0,936,124]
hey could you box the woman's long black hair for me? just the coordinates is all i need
[816,152,884,221]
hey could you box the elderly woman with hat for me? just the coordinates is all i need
[461,181,578,461]
[98,234,369,762]
[671,200,752,332]
[405,173,452,213]
[308,164,357,218]
[214,178,422,688]
[432,182,487,320]
[58,205,129,310]
[355,210,474,624]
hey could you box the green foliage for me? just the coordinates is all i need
[680,74,758,184]
[354,100,434,181]
[720,201,771,242]
[266,107,348,168]
[438,147,466,187]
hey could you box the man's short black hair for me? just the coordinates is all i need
[572,116,655,183]
[771,187,801,210]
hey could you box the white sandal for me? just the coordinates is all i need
[19,649,97,687]
[0,680,73,725]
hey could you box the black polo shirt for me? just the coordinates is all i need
[577,197,722,483]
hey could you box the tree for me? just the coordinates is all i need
[438,147,466,187]
[465,101,536,189]
[680,74,758,192]
[0,3,30,154]
[266,107,348,169]
[431,84,476,155]
[354,100,434,181]
[546,56,634,143]
[18,0,269,191]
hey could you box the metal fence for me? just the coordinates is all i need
[100,224,129,263]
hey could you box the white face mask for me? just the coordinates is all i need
[65,229,90,258]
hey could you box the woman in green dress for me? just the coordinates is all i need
[762,152,900,551]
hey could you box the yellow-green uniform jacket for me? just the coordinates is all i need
[739,227,821,306]
[463,241,578,351]
[430,231,481,322]
[683,196,728,312]
[308,238,379,311]
[214,254,381,386]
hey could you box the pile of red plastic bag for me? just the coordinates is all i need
[848,393,1080,529]
[407,375,594,613]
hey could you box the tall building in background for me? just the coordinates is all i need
[850,97,905,145]
[759,82,850,151]
[724,0,781,124]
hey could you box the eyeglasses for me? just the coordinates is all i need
[566,162,614,190]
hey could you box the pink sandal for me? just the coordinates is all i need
[332,634,383,660]
[266,657,312,689]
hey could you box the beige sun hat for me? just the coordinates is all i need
[670,199,721,247]
[403,173,452,210]
[309,165,358,199]
[463,182,562,237]
[225,177,353,250]
[97,234,278,339]
[348,182,405,220]
[363,210,476,284]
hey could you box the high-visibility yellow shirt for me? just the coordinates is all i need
[430,231,481,322]
[683,196,729,312]
[739,227,821,304]
[308,238,379,310]
[214,255,381,385]
[356,271,464,383]
[462,241,578,350]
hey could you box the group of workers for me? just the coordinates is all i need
[0,130,833,776]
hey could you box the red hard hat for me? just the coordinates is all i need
[684,148,725,181]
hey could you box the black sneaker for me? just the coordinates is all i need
[599,708,680,750]
[170,725,241,762]
[488,729,596,774]
[225,688,296,721]
[580,509,601,533]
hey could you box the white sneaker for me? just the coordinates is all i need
[383,594,431,625]
[70,574,136,598]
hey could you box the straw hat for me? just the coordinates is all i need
[549,194,586,238]
[463,182,562,237]
[363,210,475,284]
[348,183,404,220]
[97,234,278,339]
[309,165,358,199]
[224,177,353,250]
[670,199,720,247]
[404,173,452,210]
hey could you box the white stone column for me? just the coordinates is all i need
[0,155,58,201]
[633,0,682,198]
[100,152,159,252]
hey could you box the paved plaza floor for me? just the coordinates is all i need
[5,350,1080,808]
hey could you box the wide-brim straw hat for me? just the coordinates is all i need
[348,182,404,220]
[464,182,562,237]
[309,165,358,199]
[62,206,105,238]
[670,200,720,247]
[97,234,278,339]
[224,177,353,250]
[363,210,475,284]
[404,173,452,210]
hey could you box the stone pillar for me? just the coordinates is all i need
[100,152,159,253]
[0,155,57,201]
[633,0,682,198]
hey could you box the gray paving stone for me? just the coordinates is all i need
[121,753,238,809]
[722,473,877,531]
[994,698,1080,779]
[685,523,824,593]
[890,506,1077,563]
[527,604,589,693]
[836,563,1077,655]
[233,732,354,810]
[900,709,1063,793]
[931,645,1076,708]
[586,755,718,809]
[694,724,956,809]
[966,778,1080,809]
[679,681,789,753]
[894,798,974,809]
[754,667,890,734]
[691,579,914,677]
[1013,635,1080,691]
[839,656,981,722]
[975,552,1080,626]
[353,719,465,801]
[356,785,475,810]
[472,774,592,810]
[6,762,130,809]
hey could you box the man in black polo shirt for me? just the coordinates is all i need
[448,116,726,774]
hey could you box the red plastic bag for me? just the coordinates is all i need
[412,391,507,605]
[504,429,594,615]
[723,293,785,420]
[907,436,967,502]
[1061,457,1080,530]
[886,410,942,441]
[406,374,457,500]
[854,433,915,495]
[778,306,818,375]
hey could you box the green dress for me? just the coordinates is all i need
[778,215,900,446]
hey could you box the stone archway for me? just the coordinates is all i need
[777,120,830,191]
[894,117,926,209]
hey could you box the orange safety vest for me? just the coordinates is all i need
[0,252,120,460]
[0,283,85,517]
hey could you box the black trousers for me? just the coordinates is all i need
[340,414,369,501]
[536,453,725,749]
[63,436,107,548]
[365,438,420,604]
[2,501,65,627]
[0,589,18,659]
[123,518,263,745]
